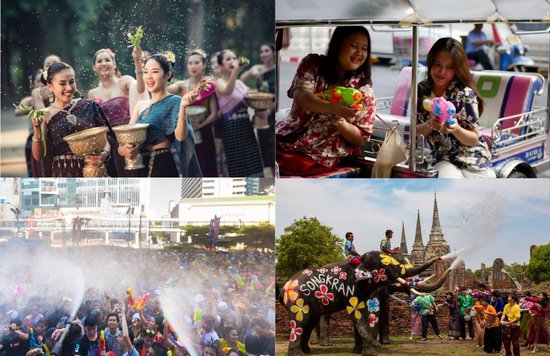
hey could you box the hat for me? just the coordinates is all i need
[132,313,141,321]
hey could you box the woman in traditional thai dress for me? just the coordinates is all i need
[31,62,117,177]
[215,49,264,177]
[119,53,200,177]
[168,49,218,176]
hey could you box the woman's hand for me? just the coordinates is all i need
[328,103,357,119]
[85,151,108,165]
[181,91,199,109]
[119,143,139,160]
[132,45,143,64]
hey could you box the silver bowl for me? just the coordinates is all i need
[187,106,207,144]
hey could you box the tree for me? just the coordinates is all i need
[276,217,344,279]
[240,223,274,250]
[526,243,550,284]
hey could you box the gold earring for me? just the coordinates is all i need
[48,91,55,104]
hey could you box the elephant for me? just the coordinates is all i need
[280,251,449,355]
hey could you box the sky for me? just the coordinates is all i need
[276,179,550,269]
[148,178,182,218]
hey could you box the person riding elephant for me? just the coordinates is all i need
[281,251,449,356]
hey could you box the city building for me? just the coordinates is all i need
[180,178,275,199]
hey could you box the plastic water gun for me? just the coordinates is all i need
[99,330,106,352]
[316,86,364,110]
[127,288,136,309]
[135,292,150,311]
[228,266,244,287]
[422,97,457,127]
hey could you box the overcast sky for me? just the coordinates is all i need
[276,179,550,269]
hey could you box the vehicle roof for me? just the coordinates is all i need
[276,0,550,27]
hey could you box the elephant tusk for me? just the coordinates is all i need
[396,277,408,285]
[410,288,427,296]
[417,274,435,285]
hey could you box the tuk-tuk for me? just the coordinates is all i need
[275,0,550,178]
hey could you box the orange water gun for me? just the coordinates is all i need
[316,86,364,111]
[136,292,150,311]
[127,288,136,309]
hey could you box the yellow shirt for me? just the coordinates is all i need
[503,303,521,325]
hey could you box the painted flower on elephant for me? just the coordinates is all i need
[372,269,387,283]
[290,298,309,321]
[339,272,347,280]
[346,296,366,320]
[399,260,414,275]
[331,266,341,274]
[317,268,328,274]
[380,254,400,266]
[283,279,300,304]
[368,313,379,328]
[367,298,380,313]
[314,284,334,305]
[289,320,303,342]
[302,269,313,276]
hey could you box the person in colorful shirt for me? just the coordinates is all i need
[481,297,502,354]
[501,295,521,356]
[344,232,361,260]
[414,294,443,341]
[276,26,377,176]
[416,37,495,178]
[380,230,399,255]
[457,287,475,340]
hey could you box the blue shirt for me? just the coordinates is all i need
[466,30,488,54]
[490,298,504,314]
[345,240,355,256]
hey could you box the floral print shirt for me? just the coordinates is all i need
[276,54,376,168]
[417,79,492,170]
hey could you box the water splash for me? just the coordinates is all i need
[159,286,199,356]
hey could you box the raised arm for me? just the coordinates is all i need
[132,45,145,95]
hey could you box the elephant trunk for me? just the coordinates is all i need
[412,269,450,293]
[403,257,440,277]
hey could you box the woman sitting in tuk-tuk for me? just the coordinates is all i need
[276,26,376,176]
[416,37,496,178]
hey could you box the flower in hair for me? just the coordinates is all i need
[163,51,176,64]
[42,67,49,81]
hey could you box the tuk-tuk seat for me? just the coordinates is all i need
[472,71,544,147]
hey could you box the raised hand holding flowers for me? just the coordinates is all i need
[127,26,144,48]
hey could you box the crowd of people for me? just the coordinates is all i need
[0,247,275,356]
[409,285,549,355]
[15,41,275,178]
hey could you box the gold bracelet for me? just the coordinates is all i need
[135,69,144,74]
[32,136,43,142]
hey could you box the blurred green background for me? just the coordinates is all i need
[1,0,274,106]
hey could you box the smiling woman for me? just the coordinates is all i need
[30,62,118,177]
[275,26,377,177]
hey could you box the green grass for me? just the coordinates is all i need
[276,335,546,355]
